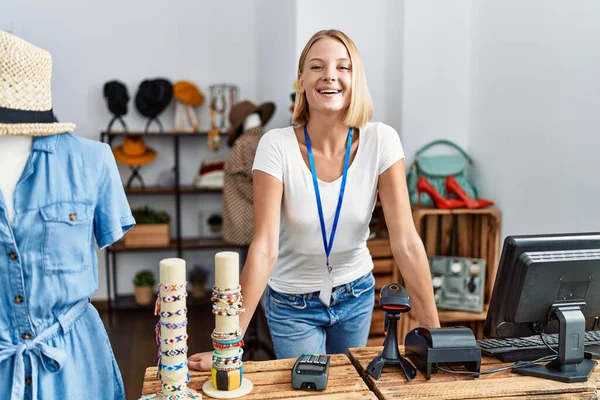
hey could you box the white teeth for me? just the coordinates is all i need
[319,90,340,94]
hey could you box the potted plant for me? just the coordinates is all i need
[207,214,223,234]
[133,269,155,305]
[126,206,171,247]
[189,265,210,298]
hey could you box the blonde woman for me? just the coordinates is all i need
[189,29,439,370]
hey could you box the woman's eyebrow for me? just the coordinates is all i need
[308,57,350,62]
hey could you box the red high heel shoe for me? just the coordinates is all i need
[445,176,494,209]
[416,176,465,209]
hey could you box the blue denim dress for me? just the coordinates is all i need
[0,134,135,399]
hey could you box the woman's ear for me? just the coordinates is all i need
[297,74,305,93]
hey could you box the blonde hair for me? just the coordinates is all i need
[292,29,373,128]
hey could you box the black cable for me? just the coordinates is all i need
[438,354,557,377]
[540,332,558,354]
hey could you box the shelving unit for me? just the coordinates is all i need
[100,130,232,317]
[365,205,501,345]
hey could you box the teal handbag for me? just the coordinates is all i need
[406,140,477,206]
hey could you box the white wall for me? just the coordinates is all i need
[1,0,261,299]
[295,0,391,124]
[255,0,297,128]
[469,0,600,237]
[401,0,473,161]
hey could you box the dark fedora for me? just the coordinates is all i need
[227,100,275,147]
[103,80,129,117]
[135,78,173,118]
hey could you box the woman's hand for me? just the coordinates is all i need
[188,352,212,371]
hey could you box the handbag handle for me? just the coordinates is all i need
[414,139,473,164]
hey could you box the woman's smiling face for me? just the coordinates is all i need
[298,37,352,117]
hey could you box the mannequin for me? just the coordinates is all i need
[0,136,32,225]
[243,113,261,131]
[0,30,134,400]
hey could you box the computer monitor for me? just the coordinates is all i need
[484,232,600,382]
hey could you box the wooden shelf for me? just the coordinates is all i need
[112,293,212,310]
[101,131,226,137]
[108,237,235,252]
[125,186,222,195]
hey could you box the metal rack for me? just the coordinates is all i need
[100,131,232,316]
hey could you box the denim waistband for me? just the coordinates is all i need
[270,274,367,301]
[0,298,91,400]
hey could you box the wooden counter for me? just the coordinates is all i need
[141,354,377,399]
[349,346,600,400]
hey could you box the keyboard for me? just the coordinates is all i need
[477,330,600,362]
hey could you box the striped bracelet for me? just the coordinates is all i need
[162,334,188,345]
[160,320,188,330]
[159,359,188,371]
[162,346,188,357]
[159,309,187,318]
[159,283,187,292]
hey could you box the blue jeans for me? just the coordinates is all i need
[265,271,375,359]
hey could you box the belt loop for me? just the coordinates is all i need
[306,292,313,300]
[345,282,352,293]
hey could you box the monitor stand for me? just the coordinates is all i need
[514,303,597,383]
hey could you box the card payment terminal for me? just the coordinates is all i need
[291,353,331,390]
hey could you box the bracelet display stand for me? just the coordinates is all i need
[139,258,201,400]
[202,251,253,398]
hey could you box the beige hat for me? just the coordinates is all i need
[0,31,75,136]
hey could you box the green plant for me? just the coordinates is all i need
[133,270,156,287]
[132,206,171,224]
[189,265,210,285]
[207,214,222,226]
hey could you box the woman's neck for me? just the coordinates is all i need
[305,113,351,157]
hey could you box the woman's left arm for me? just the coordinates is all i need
[377,159,440,328]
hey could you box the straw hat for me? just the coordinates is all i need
[227,100,275,146]
[0,31,75,136]
[112,136,157,167]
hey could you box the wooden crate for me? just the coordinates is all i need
[398,207,501,342]
[366,238,402,344]
[124,224,170,247]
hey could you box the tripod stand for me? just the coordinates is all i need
[366,312,416,381]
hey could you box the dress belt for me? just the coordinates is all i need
[0,298,90,400]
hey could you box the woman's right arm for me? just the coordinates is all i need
[189,170,282,371]
[237,170,283,335]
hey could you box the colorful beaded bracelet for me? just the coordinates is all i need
[212,339,244,349]
[212,348,243,358]
[211,328,243,340]
[212,285,242,294]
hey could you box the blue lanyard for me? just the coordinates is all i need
[304,125,353,273]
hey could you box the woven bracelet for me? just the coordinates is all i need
[162,346,188,357]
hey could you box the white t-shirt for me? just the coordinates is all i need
[0,136,33,226]
[252,122,405,294]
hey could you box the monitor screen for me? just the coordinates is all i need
[484,232,600,339]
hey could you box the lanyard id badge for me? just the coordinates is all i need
[304,125,353,306]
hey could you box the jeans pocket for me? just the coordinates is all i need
[40,201,93,274]
[351,272,375,298]
[267,286,307,310]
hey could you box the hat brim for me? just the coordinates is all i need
[113,147,157,167]
[0,122,75,136]
[227,102,276,143]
